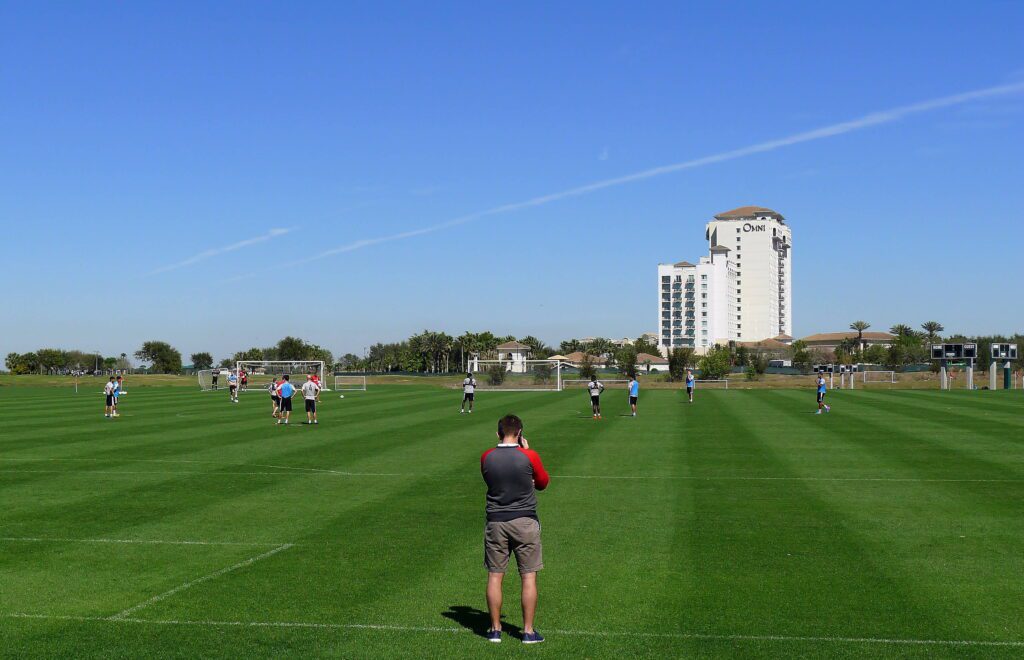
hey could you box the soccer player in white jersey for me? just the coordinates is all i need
[111,376,124,417]
[103,377,117,418]
[227,371,239,403]
[588,376,604,419]
[301,375,321,424]
[461,372,477,414]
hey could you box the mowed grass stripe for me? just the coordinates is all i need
[126,390,609,626]
[675,391,955,642]
[752,390,1024,641]
[4,385,1024,657]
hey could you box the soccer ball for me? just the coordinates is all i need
[339,395,345,399]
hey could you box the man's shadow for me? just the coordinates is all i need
[441,605,523,639]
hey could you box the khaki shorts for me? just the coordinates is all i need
[484,517,543,574]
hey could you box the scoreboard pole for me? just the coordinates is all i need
[966,360,974,391]
[990,361,998,391]
[1005,361,1012,390]
[939,360,948,390]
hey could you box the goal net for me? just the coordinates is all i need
[197,369,229,391]
[467,360,562,391]
[694,379,729,389]
[235,361,328,392]
[863,370,896,384]
[334,374,367,391]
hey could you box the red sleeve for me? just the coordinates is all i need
[520,448,549,490]
[480,448,495,473]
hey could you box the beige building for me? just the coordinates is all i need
[705,206,792,342]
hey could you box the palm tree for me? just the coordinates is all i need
[921,321,944,345]
[850,320,871,353]
[889,324,912,337]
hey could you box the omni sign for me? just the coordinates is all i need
[742,223,767,232]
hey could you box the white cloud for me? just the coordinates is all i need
[150,228,293,275]
[279,81,1024,269]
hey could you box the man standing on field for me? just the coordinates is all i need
[275,375,296,425]
[461,372,477,414]
[627,375,639,417]
[587,376,604,419]
[227,371,239,403]
[301,375,320,425]
[685,369,695,403]
[480,414,549,644]
[103,376,117,418]
[815,373,831,414]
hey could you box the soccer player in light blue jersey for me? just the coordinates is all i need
[815,374,831,414]
[685,370,695,404]
[276,375,297,425]
[227,372,239,403]
[627,375,639,417]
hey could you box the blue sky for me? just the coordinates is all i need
[2,1,1023,361]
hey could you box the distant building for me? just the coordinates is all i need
[635,352,669,373]
[659,205,793,355]
[471,341,533,373]
[658,248,736,354]
[800,331,895,353]
[705,206,792,342]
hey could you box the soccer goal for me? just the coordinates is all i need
[235,360,328,392]
[334,374,367,391]
[694,379,729,389]
[197,369,228,391]
[561,379,630,390]
[468,360,562,391]
[863,370,897,384]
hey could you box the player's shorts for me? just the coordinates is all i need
[463,392,475,401]
[484,517,543,574]
[271,395,280,404]
[280,398,293,412]
[591,395,600,406]
[105,394,114,406]
[817,392,826,403]
[686,385,694,393]
[629,396,638,405]
[229,385,237,392]
[305,399,316,413]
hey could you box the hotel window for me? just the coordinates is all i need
[701,274,707,280]
[701,312,707,317]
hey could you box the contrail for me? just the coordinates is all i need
[288,80,1024,267]
[150,228,293,275]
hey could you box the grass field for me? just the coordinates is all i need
[2,383,1023,658]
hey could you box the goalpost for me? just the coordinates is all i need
[235,361,328,392]
[694,379,729,389]
[863,370,897,384]
[468,359,562,391]
[334,374,367,391]
[197,369,226,391]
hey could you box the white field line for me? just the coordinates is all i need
[556,475,1024,483]
[3,613,1023,648]
[0,537,286,547]
[107,543,293,620]
[1,467,1022,484]
[0,469,407,477]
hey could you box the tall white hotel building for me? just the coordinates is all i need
[658,206,792,353]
